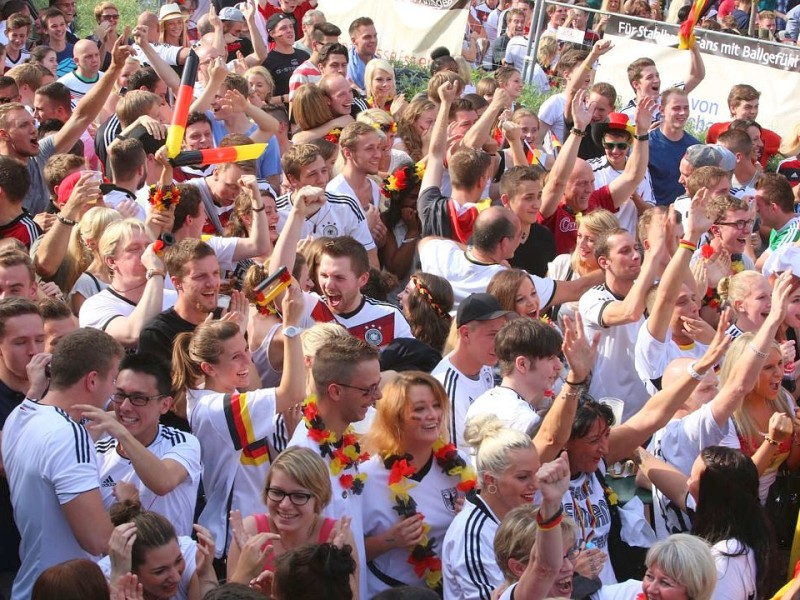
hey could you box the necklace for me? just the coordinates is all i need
[383,439,476,593]
[301,396,368,495]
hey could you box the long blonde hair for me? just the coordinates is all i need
[571,209,619,275]
[65,206,121,292]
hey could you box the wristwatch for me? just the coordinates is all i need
[283,325,304,338]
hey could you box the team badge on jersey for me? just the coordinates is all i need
[322,224,339,236]
[365,327,384,346]
[441,486,459,512]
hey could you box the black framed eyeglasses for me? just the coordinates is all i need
[335,382,380,397]
[265,487,313,506]
[564,543,581,561]
[110,391,166,407]
[715,219,754,231]
[101,13,120,20]
[602,142,629,151]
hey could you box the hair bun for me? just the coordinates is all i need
[463,413,505,449]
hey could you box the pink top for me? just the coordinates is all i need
[252,513,337,571]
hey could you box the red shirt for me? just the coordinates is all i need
[705,121,781,168]
[538,185,615,255]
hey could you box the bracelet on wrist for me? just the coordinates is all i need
[56,213,78,226]
[536,505,564,530]
[634,133,649,141]
[764,435,781,447]
[565,378,587,387]
[678,239,698,252]
[571,127,587,138]
[687,362,705,381]
[252,205,265,212]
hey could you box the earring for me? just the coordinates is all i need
[487,483,498,495]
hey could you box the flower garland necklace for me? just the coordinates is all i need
[301,396,368,495]
[384,439,477,594]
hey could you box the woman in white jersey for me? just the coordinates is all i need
[717,271,772,339]
[360,371,477,596]
[441,415,539,600]
[171,285,305,558]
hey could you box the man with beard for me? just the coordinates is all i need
[346,16,378,91]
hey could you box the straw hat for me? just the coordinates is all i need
[158,3,189,22]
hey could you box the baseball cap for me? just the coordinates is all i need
[456,293,512,327]
[684,144,736,172]
[266,13,290,31]
[219,7,245,22]
[55,171,83,207]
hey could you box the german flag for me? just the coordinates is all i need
[223,392,256,451]
[679,0,714,49]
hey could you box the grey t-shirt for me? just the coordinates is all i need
[24,136,57,216]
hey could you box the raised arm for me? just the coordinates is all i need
[190,57,227,113]
[242,0,268,65]
[291,114,353,145]
[545,270,604,310]
[231,175,272,260]
[632,446,690,511]
[646,189,710,343]
[607,320,732,464]
[132,25,181,92]
[534,314,600,462]
[462,87,510,150]
[275,285,305,412]
[54,29,133,154]
[419,81,457,195]
[502,120,528,167]
[104,244,167,347]
[710,271,794,427]
[563,40,612,123]
[34,173,100,278]
[682,45,706,95]
[599,212,666,327]
[607,97,654,207]
[540,90,594,219]
[268,186,324,275]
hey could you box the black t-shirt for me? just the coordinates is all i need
[510,223,557,278]
[263,48,309,96]
[138,307,197,367]
[0,378,25,572]
[226,37,254,62]
[418,186,454,241]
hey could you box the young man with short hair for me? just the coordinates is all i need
[346,16,378,91]
[579,213,668,421]
[275,143,374,252]
[271,203,412,348]
[287,24,341,100]
[717,128,758,198]
[0,298,43,600]
[104,138,148,220]
[0,155,37,249]
[754,173,800,268]
[264,14,309,104]
[38,297,77,352]
[57,39,103,104]
[0,250,37,300]
[185,161,244,234]
[6,64,47,109]
[40,8,75,77]
[3,328,122,600]
[294,8,326,54]
[82,353,202,537]
[3,13,30,72]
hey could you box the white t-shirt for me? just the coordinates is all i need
[634,322,708,395]
[503,36,529,71]
[419,239,556,310]
[442,493,503,600]
[563,464,616,584]
[132,42,182,66]
[647,403,737,539]
[203,234,239,271]
[98,535,197,600]
[102,188,147,221]
[579,284,648,423]
[588,156,655,235]
[288,421,368,597]
[57,70,103,104]
[466,386,541,444]
[187,387,281,557]
[432,354,495,450]
[592,578,642,600]
[711,538,757,600]
[79,288,178,331]
[361,451,467,595]
[538,92,567,144]
[2,400,102,600]
[275,190,376,250]
[95,425,202,537]
[326,173,381,212]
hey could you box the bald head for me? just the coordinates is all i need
[138,12,159,42]
[471,206,520,253]
[564,158,595,210]
[74,40,101,78]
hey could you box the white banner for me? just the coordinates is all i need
[317,0,470,67]
[597,16,800,139]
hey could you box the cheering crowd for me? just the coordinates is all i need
[0,0,799,598]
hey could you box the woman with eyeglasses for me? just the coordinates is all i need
[360,371,477,596]
[226,447,356,586]
[170,285,306,561]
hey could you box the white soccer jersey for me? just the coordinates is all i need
[466,386,541,443]
[419,239,556,311]
[79,288,178,331]
[634,322,707,395]
[326,173,380,211]
[95,425,202,537]
[432,355,494,449]
[299,292,413,349]
[57,70,103,103]
[187,387,282,557]
[275,190,375,250]
[579,284,648,423]
[2,400,101,600]
[288,421,368,597]
[201,234,238,271]
[442,492,503,600]
[588,156,655,235]
[361,451,467,595]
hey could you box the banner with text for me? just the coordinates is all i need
[597,16,800,138]
[317,0,470,67]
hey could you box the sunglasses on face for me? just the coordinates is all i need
[603,142,629,151]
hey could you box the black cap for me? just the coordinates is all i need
[266,13,289,31]
[456,293,510,327]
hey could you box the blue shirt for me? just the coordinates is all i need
[648,128,700,206]
[205,111,281,179]
[347,45,377,91]
[55,44,75,78]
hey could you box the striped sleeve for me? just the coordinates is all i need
[220,389,277,451]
